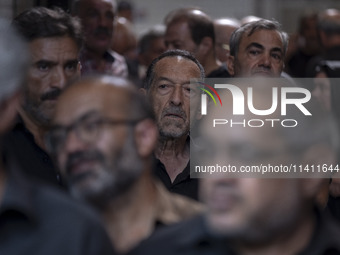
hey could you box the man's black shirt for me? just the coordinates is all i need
[2,118,64,188]
[152,158,198,201]
[0,170,115,255]
[206,64,231,78]
[130,211,340,255]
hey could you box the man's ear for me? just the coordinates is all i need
[198,37,213,56]
[77,61,82,74]
[134,119,158,157]
[227,55,235,76]
[139,88,147,96]
[319,31,328,48]
[0,91,21,134]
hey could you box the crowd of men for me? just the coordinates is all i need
[2,0,340,254]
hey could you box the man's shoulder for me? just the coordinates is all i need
[155,180,204,224]
[301,210,340,255]
[1,176,115,255]
[34,182,103,227]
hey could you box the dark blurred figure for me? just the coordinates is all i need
[72,0,128,77]
[49,76,203,253]
[306,9,340,77]
[117,0,134,23]
[0,18,115,255]
[214,17,240,65]
[142,50,204,200]
[286,12,321,77]
[138,25,166,83]
[3,7,82,188]
[111,17,137,59]
[307,9,340,221]
[164,8,230,78]
[130,82,340,255]
[111,16,138,84]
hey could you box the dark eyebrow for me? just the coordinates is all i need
[34,60,56,66]
[76,110,102,123]
[64,59,80,66]
[270,47,283,54]
[155,77,193,86]
[245,42,264,51]
[53,110,101,129]
[155,77,175,84]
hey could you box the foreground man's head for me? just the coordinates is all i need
[49,76,156,207]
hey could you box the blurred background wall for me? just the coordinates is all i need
[2,0,340,37]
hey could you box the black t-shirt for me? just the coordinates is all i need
[2,118,65,189]
[152,157,198,201]
[206,64,231,78]
[0,170,116,255]
[130,210,340,255]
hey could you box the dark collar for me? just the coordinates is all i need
[298,209,340,255]
[0,168,37,223]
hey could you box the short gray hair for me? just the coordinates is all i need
[229,19,289,58]
[0,19,29,102]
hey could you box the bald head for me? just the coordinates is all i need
[56,76,133,124]
[317,9,340,48]
[214,18,240,63]
[111,17,137,56]
[50,75,156,207]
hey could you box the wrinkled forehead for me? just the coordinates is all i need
[155,56,201,77]
[243,28,283,46]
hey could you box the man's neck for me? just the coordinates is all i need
[203,54,222,76]
[18,109,48,150]
[102,171,157,253]
[155,135,190,182]
[233,210,316,255]
[82,47,106,62]
[156,134,189,158]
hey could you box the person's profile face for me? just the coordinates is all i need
[78,0,115,53]
[23,36,80,126]
[148,56,201,139]
[229,29,284,77]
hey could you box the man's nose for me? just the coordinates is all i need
[51,67,67,89]
[99,15,111,28]
[259,52,271,67]
[170,85,183,106]
[63,129,88,154]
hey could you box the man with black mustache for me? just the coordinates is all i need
[3,7,83,188]
[142,50,204,200]
[72,0,128,77]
